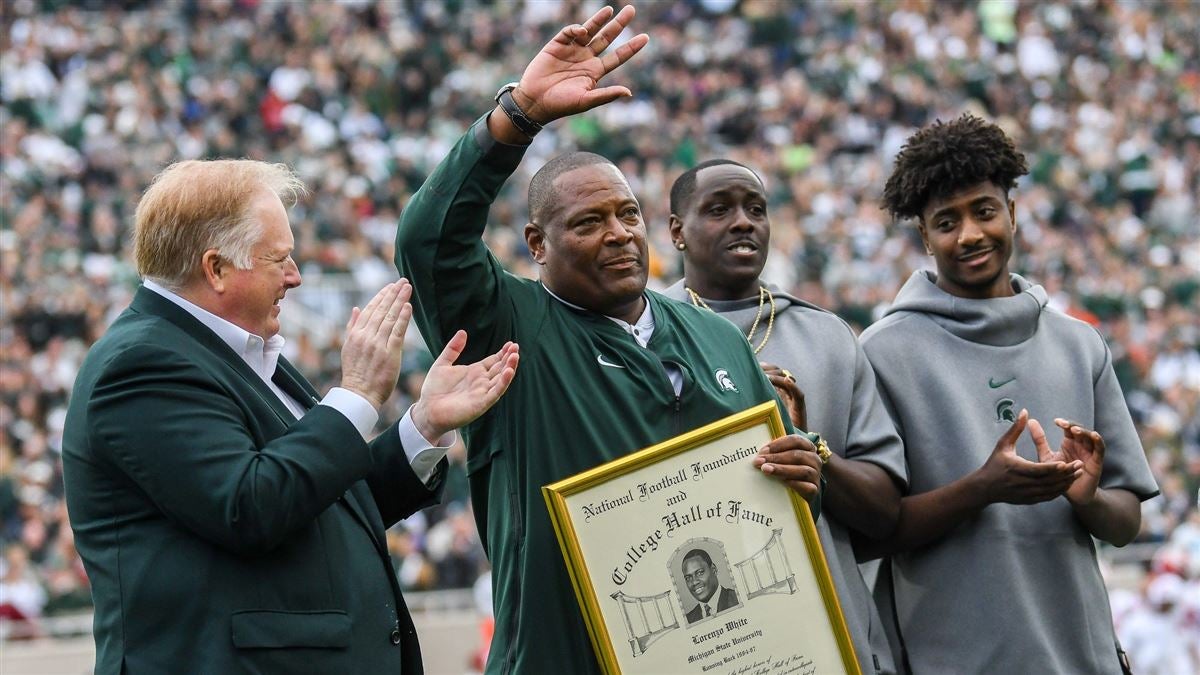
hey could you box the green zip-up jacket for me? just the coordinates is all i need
[396,117,808,674]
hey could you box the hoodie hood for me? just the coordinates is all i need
[883,270,1047,346]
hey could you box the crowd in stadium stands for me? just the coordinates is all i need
[1,0,1197,664]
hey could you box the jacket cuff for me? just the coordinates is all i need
[471,113,531,170]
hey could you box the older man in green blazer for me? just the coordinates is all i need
[63,159,519,674]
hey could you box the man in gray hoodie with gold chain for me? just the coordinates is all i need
[664,159,907,675]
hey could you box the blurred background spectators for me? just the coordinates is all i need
[2,0,1197,668]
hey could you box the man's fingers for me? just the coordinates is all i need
[758,434,815,456]
[1005,474,1078,504]
[761,364,784,378]
[1054,418,1081,431]
[578,5,615,42]
[1027,418,1054,463]
[590,5,635,54]
[757,459,820,482]
[435,330,468,367]
[755,445,821,473]
[784,480,820,501]
[493,342,520,375]
[1007,455,1077,478]
[485,352,520,400]
[599,32,649,74]
[477,342,518,379]
[357,281,395,329]
[1054,418,1106,456]
[1071,428,1106,458]
[381,281,414,335]
[588,34,611,55]
[580,85,633,109]
[766,374,794,393]
[381,282,411,328]
[553,22,590,47]
[755,454,821,499]
[362,281,401,334]
[996,408,1028,451]
[388,302,413,344]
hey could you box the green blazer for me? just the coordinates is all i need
[63,287,445,674]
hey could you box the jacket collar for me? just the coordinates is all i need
[129,286,300,426]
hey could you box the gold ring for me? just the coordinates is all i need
[781,369,795,382]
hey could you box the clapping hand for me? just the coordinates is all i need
[975,409,1082,505]
[410,330,519,442]
[340,281,414,410]
[1028,417,1105,506]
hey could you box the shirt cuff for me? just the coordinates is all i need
[319,387,379,440]
[397,406,457,485]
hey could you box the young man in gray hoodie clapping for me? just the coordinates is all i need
[860,114,1158,675]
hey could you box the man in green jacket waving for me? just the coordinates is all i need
[396,6,824,673]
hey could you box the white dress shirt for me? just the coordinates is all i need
[541,284,684,395]
[143,279,452,483]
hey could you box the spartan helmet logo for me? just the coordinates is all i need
[995,398,1016,423]
[714,369,738,392]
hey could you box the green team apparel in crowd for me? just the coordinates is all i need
[396,117,805,674]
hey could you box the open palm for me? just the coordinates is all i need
[515,5,650,123]
[411,331,519,441]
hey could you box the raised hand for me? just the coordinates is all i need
[974,409,1082,505]
[752,433,822,501]
[340,280,413,409]
[512,5,650,124]
[1028,417,1106,506]
[761,362,807,431]
[410,330,520,442]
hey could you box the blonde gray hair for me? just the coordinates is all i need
[133,159,306,289]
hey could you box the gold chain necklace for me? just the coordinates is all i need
[685,285,775,355]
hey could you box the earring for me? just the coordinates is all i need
[675,242,686,251]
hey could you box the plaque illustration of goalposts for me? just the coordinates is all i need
[733,528,796,600]
[609,589,679,657]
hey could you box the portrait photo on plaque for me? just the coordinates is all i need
[670,538,742,626]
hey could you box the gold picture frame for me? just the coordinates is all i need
[543,402,861,674]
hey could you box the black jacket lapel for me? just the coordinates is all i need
[271,359,321,410]
[274,358,387,553]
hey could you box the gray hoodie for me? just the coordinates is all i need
[860,270,1158,675]
[665,280,906,675]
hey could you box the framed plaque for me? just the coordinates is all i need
[543,402,861,675]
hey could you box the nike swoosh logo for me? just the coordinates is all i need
[597,354,625,369]
[989,377,1016,388]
